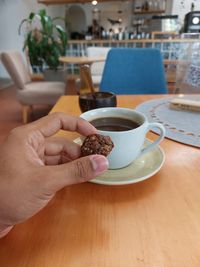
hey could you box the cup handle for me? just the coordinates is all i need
[140,122,165,157]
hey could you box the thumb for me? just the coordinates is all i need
[43,155,109,192]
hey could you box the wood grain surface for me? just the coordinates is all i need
[0,95,200,267]
[59,56,105,65]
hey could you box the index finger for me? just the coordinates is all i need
[28,112,97,137]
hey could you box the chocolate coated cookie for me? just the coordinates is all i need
[81,134,114,157]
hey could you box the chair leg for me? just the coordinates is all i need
[173,87,180,94]
[22,105,32,123]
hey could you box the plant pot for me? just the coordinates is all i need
[43,68,68,82]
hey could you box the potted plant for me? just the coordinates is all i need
[19,9,67,81]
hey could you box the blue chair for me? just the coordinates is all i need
[100,48,168,94]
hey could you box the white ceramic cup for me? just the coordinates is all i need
[80,107,165,169]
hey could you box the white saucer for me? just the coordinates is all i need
[74,138,165,186]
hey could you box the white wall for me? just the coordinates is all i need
[172,0,200,23]
[0,0,65,78]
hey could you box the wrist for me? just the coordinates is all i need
[0,225,13,238]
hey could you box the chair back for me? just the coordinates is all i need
[87,47,110,77]
[1,51,31,90]
[100,48,167,94]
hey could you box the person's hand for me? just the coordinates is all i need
[0,112,108,238]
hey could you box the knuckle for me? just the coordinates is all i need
[9,123,30,136]
[51,112,64,119]
[9,126,21,136]
[8,126,25,141]
[74,160,90,182]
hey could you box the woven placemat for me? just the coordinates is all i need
[135,96,200,148]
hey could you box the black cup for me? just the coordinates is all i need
[79,91,117,113]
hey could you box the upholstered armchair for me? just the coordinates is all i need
[1,51,66,123]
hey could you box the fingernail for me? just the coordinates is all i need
[90,155,109,175]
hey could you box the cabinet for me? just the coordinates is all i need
[133,10,165,15]
[133,0,166,15]
[132,1,168,34]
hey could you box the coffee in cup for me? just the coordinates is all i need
[90,117,140,131]
[80,107,165,169]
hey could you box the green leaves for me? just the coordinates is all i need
[55,25,68,55]
[19,9,67,71]
[39,9,46,17]
[29,12,35,20]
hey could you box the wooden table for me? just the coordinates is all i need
[1,95,200,267]
[59,56,106,91]
[59,56,106,66]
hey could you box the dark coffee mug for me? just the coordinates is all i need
[79,91,117,113]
